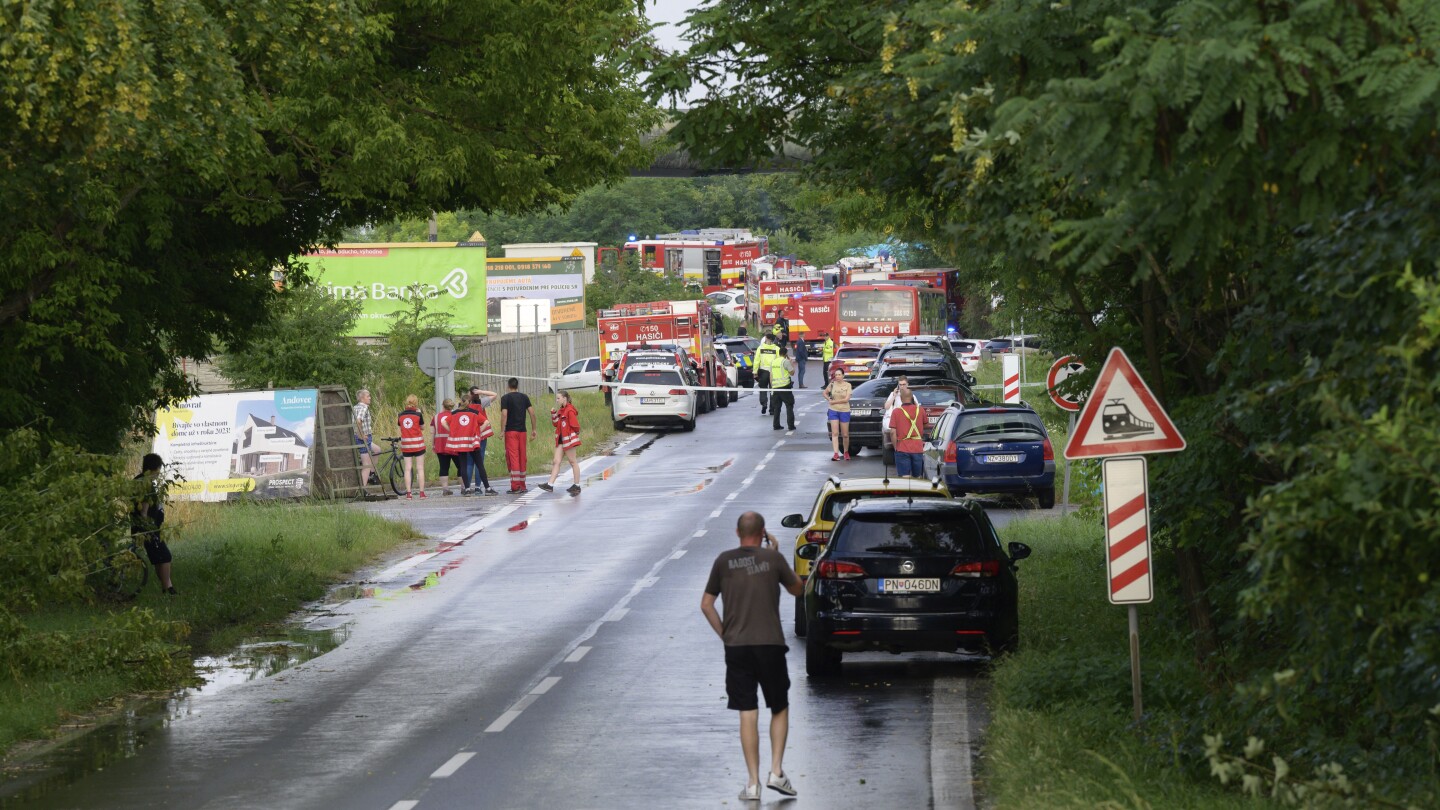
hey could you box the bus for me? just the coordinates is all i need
[833,284,947,346]
[888,268,963,328]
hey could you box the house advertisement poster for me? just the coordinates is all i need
[152,389,319,502]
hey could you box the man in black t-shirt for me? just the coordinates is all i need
[702,511,803,802]
[499,377,537,493]
[131,453,177,595]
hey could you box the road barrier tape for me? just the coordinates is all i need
[456,367,1053,395]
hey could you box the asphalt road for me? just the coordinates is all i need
[4,375,1041,810]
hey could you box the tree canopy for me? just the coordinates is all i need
[656,0,1440,797]
[0,0,657,449]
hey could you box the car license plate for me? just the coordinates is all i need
[984,454,1023,463]
[879,578,940,593]
[640,397,666,404]
[850,408,873,417]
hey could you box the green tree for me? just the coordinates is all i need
[1,0,657,450]
[217,282,373,393]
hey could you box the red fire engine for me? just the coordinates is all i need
[596,300,722,413]
[614,230,768,293]
[747,278,818,334]
[780,291,838,343]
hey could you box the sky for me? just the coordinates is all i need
[647,0,695,54]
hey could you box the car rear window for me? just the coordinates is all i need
[951,341,978,353]
[912,389,960,407]
[851,379,899,399]
[985,339,1013,350]
[832,511,985,555]
[880,364,948,379]
[821,489,946,522]
[953,411,1046,442]
[623,369,683,385]
[836,347,879,359]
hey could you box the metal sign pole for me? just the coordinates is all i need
[1128,605,1143,723]
[1061,411,1076,515]
[433,346,444,415]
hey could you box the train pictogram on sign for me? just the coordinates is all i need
[1064,347,1185,460]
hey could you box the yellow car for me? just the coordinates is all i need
[779,474,952,637]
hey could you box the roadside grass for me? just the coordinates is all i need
[0,501,419,754]
[986,516,1278,809]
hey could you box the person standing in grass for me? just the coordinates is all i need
[131,453,177,595]
[353,388,380,487]
[397,395,427,499]
[500,378,536,493]
[539,391,583,495]
[432,398,458,495]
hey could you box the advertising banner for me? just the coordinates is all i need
[152,389,319,502]
[485,256,586,331]
[295,243,489,337]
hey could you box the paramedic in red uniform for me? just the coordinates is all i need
[461,392,498,495]
[446,397,479,494]
[500,377,537,493]
[432,397,457,495]
[538,391,583,495]
[397,395,427,499]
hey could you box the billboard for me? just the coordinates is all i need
[153,389,319,502]
[485,256,586,331]
[295,243,489,337]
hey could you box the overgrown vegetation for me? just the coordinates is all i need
[659,0,1440,801]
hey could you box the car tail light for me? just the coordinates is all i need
[805,530,830,544]
[950,560,1001,578]
[817,560,866,579]
[669,389,688,395]
[943,441,957,464]
[1042,438,1054,460]
[618,388,637,396]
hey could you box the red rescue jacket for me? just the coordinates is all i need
[431,410,451,455]
[398,408,425,453]
[551,403,581,450]
[448,407,479,453]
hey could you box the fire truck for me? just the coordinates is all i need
[889,268,964,326]
[596,299,722,413]
[780,291,838,348]
[617,230,768,293]
[747,277,817,334]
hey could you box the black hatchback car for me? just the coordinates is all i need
[797,498,1031,676]
[846,376,979,450]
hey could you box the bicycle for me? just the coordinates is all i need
[369,437,407,497]
[90,532,150,600]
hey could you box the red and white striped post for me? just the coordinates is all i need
[1002,354,1021,403]
[1103,456,1153,722]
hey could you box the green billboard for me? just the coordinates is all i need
[295,242,489,337]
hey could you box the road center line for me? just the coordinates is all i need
[693,529,707,537]
[388,802,419,810]
[670,550,687,559]
[531,676,561,694]
[430,752,475,778]
[485,710,523,734]
[564,646,591,663]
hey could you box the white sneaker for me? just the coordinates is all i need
[738,783,760,802]
[766,771,797,797]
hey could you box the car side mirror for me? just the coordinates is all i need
[780,513,805,528]
[795,543,822,561]
[1008,541,1032,562]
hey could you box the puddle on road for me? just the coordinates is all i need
[0,624,350,805]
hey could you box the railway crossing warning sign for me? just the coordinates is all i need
[1063,347,1186,460]
[1103,457,1153,604]
[1002,354,1021,403]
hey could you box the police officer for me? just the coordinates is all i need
[755,334,780,415]
[820,333,836,380]
[769,346,796,431]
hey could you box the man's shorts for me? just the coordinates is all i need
[142,537,173,565]
[355,433,373,455]
[827,410,851,423]
[724,645,790,712]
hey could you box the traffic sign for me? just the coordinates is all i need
[1103,457,1153,604]
[1046,355,1086,412]
[1002,354,1021,403]
[1064,347,1186,459]
[416,337,457,377]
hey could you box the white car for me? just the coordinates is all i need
[548,356,603,392]
[948,338,983,373]
[713,347,741,403]
[611,366,698,431]
[705,289,747,320]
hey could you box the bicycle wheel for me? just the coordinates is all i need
[380,452,406,497]
[105,547,149,600]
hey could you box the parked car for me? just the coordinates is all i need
[713,346,740,403]
[548,356,603,393]
[983,337,1014,355]
[716,337,758,388]
[610,367,698,432]
[779,475,953,636]
[797,498,1032,676]
[878,335,958,361]
[844,377,977,450]
[705,289,747,320]
[879,382,970,466]
[832,344,881,381]
[868,351,971,387]
[948,338,983,373]
[922,402,1057,508]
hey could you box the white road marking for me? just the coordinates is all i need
[755,464,766,471]
[742,476,756,485]
[564,646,591,663]
[531,676,562,694]
[670,550,687,560]
[430,752,476,778]
[693,529,708,537]
[485,710,523,733]
[388,802,419,810]
[638,577,659,588]
[710,509,723,518]
[725,493,738,501]
[931,676,975,809]
[602,607,630,622]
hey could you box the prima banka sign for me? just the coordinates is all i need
[296,244,488,336]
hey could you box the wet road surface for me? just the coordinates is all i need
[2,378,1044,809]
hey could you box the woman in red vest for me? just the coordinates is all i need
[538,391,583,495]
[397,395,427,499]
[432,398,457,495]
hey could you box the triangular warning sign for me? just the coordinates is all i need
[570,247,585,257]
[1064,347,1186,460]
